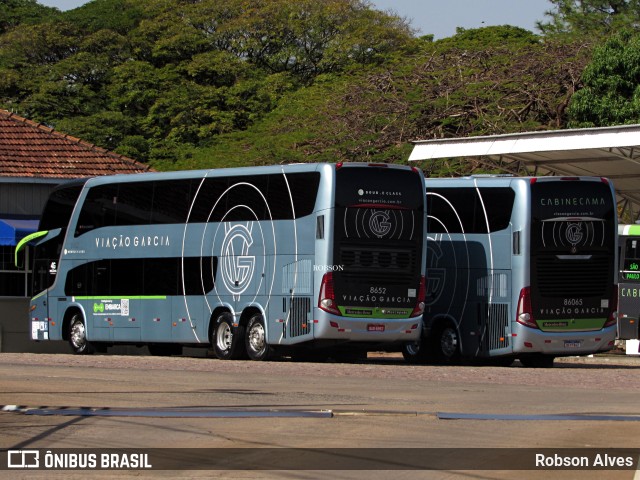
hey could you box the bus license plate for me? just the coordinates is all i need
[564,340,582,348]
[367,324,385,332]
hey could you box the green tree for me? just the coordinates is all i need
[537,0,640,38]
[2,0,590,171]
[184,27,593,170]
[0,0,58,35]
[568,30,640,126]
[62,0,144,35]
[56,110,136,151]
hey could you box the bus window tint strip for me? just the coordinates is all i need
[65,257,216,296]
[74,173,320,236]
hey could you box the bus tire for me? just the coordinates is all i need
[433,322,460,364]
[68,313,95,355]
[212,313,246,360]
[402,340,427,364]
[245,314,271,361]
[519,354,554,368]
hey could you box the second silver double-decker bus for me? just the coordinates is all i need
[403,175,618,367]
[21,163,426,360]
[617,224,640,345]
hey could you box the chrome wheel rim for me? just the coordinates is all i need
[70,320,86,350]
[248,322,265,353]
[440,327,458,359]
[216,322,232,351]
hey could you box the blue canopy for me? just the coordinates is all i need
[0,219,39,246]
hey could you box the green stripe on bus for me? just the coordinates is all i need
[338,306,413,318]
[537,318,606,331]
[626,225,640,236]
[74,296,167,300]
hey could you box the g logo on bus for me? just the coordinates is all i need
[220,222,256,299]
[369,210,392,238]
[566,222,583,248]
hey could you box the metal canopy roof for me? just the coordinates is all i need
[409,124,640,222]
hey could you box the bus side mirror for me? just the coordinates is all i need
[14,230,49,268]
[14,246,24,269]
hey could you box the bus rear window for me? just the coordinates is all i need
[530,180,615,253]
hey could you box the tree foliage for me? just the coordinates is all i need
[0,0,414,164]
[182,27,593,171]
[0,0,58,35]
[568,30,640,126]
[537,0,640,38]
[0,0,614,174]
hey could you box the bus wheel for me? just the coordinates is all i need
[434,323,460,364]
[212,313,245,360]
[68,314,94,355]
[402,341,426,364]
[245,314,271,361]
[519,354,554,368]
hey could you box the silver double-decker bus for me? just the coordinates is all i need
[617,224,640,344]
[403,175,617,367]
[19,163,426,360]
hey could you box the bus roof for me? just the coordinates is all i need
[80,162,416,186]
[423,175,610,187]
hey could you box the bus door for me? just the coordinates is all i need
[26,229,63,340]
[619,234,640,339]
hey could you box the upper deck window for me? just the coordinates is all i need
[426,187,515,234]
[75,172,320,236]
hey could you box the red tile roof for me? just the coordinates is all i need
[0,109,152,179]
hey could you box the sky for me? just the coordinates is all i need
[38,0,554,40]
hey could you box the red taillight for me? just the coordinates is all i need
[604,284,618,328]
[318,273,341,316]
[516,287,538,329]
[410,275,426,317]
